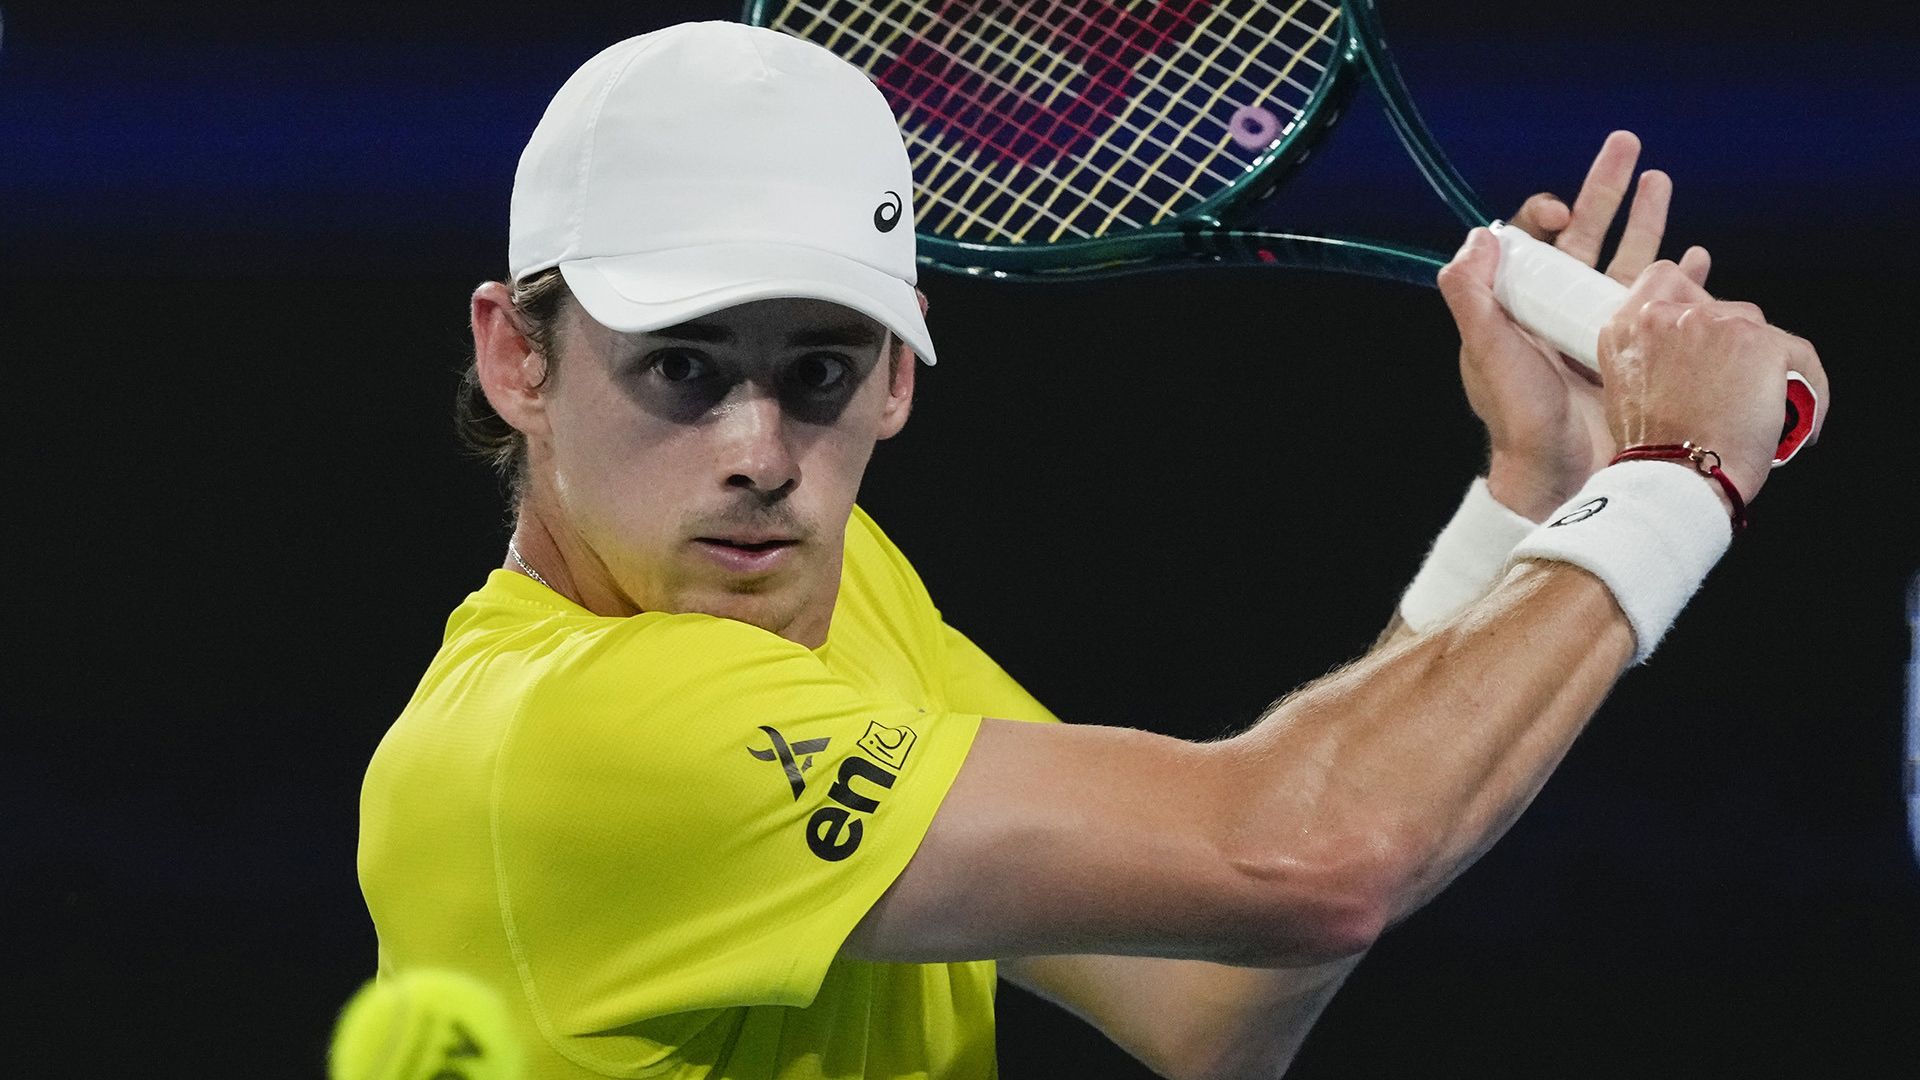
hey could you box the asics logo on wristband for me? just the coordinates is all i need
[1549,497,1609,527]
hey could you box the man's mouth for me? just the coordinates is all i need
[692,536,801,573]
[696,537,797,552]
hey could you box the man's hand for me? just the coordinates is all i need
[1436,130,1711,521]
[1599,263,1829,508]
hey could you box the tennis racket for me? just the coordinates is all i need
[743,0,1817,465]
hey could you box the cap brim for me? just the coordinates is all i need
[559,242,935,365]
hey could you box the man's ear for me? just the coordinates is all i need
[471,281,552,439]
[876,332,916,440]
[877,289,928,440]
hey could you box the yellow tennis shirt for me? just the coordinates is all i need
[357,506,1058,1079]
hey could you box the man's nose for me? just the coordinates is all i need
[718,389,799,498]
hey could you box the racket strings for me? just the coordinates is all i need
[886,1,1171,234]
[899,2,1210,168]
[902,1,1248,238]
[1104,0,1338,232]
[779,0,1208,236]
[764,0,1344,246]
[794,0,1325,164]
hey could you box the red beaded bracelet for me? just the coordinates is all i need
[1609,442,1749,533]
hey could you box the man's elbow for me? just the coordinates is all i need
[1213,831,1398,966]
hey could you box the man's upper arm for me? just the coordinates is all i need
[879,625,1359,967]
[840,717,1369,967]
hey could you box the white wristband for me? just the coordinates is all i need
[1399,477,1539,633]
[1507,460,1733,664]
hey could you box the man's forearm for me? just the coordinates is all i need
[1223,559,1634,927]
[1004,952,1360,1080]
[1128,562,1612,1079]
[1009,560,1609,1080]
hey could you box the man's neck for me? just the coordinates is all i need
[503,508,840,649]
[504,512,634,617]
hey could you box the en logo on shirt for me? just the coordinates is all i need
[751,721,920,862]
[807,721,918,862]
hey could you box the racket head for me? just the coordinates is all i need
[744,1,1364,274]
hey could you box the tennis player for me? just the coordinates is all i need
[356,22,1827,1080]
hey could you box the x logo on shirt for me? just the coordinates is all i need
[749,725,832,800]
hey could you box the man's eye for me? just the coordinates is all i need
[649,350,711,382]
[792,353,852,392]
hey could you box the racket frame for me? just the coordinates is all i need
[743,0,1491,285]
[747,1,1819,466]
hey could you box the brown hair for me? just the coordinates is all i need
[454,268,571,505]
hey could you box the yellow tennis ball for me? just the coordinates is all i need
[328,967,524,1080]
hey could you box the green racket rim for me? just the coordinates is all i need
[924,228,1447,288]
[743,1,1367,271]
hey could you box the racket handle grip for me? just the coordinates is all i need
[1487,221,1816,467]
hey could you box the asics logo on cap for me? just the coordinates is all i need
[873,191,903,233]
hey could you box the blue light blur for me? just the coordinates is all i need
[1,21,1911,275]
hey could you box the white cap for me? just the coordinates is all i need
[508,22,935,364]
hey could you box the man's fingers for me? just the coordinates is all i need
[1678,245,1711,288]
[1558,130,1642,266]
[1604,170,1672,282]
[1435,228,1509,357]
[1626,259,1712,308]
[1510,192,1571,241]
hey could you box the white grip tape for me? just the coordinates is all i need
[1507,461,1732,665]
[1488,221,1817,468]
[1489,220,1627,373]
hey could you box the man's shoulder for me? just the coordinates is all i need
[422,575,817,732]
[844,503,900,564]
[843,504,938,615]
[507,608,813,698]
[449,570,803,661]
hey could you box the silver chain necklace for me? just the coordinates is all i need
[507,542,553,589]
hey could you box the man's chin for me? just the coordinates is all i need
[655,543,836,644]
[674,582,813,639]
[709,601,825,648]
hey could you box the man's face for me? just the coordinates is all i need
[530,296,912,644]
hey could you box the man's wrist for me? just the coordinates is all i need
[1609,442,1750,531]
[1484,457,1585,523]
[1507,460,1733,664]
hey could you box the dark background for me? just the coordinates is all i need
[6,2,1918,1076]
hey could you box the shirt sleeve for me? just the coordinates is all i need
[491,612,982,1063]
[939,621,1062,725]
